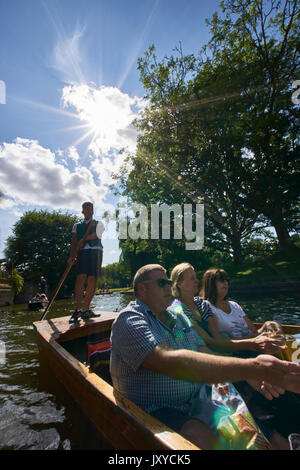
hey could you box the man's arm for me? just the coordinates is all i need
[85,220,104,241]
[141,343,300,393]
[68,232,79,264]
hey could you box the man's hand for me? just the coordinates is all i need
[77,239,84,250]
[253,354,300,394]
[252,333,286,354]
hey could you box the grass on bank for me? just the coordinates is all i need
[197,257,300,286]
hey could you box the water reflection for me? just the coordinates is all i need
[0,291,299,449]
[0,292,131,450]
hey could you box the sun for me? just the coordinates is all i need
[85,94,118,138]
[61,84,135,154]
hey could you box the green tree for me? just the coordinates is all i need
[11,269,24,295]
[201,0,300,253]
[118,58,269,264]
[118,0,299,265]
[5,210,79,295]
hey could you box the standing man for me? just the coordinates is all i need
[68,202,104,323]
[39,276,47,295]
[110,264,300,449]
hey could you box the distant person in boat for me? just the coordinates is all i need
[39,276,47,295]
[110,264,300,450]
[31,293,41,302]
[168,263,284,356]
[68,202,104,324]
[201,267,283,340]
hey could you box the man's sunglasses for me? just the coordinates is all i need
[142,278,172,288]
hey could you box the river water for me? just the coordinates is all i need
[0,291,300,450]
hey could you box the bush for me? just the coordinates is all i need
[11,269,24,295]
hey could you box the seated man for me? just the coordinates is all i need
[110,264,300,450]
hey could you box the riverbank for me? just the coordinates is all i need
[229,279,300,295]
[0,284,14,306]
[112,279,300,296]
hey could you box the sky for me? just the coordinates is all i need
[0,0,221,266]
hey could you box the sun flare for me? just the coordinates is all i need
[61,84,140,155]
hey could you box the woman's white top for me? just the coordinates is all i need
[208,300,253,339]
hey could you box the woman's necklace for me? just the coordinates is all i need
[217,299,231,314]
[180,297,203,323]
[186,301,202,322]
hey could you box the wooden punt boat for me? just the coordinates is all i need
[33,312,199,450]
[33,315,300,450]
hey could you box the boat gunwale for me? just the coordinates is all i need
[33,313,199,451]
[33,315,300,450]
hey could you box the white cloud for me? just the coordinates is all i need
[0,197,22,217]
[62,84,144,156]
[51,27,86,85]
[49,28,145,197]
[0,138,105,213]
[61,84,145,188]
[67,145,80,163]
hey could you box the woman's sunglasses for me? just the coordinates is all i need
[142,278,172,288]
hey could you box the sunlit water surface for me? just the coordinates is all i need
[0,291,299,450]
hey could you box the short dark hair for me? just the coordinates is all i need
[82,201,93,209]
[133,264,166,296]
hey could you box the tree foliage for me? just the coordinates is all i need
[11,269,24,295]
[116,0,299,271]
[204,0,300,250]
[5,210,79,295]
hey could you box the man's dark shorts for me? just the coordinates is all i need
[76,249,103,277]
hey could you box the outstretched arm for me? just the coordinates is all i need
[193,315,285,356]
[142,344,300,393]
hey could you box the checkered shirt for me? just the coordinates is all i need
[110,299,205,414]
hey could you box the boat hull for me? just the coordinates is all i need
[28,301,48,310]
[33,313,198,451]
[33,315,300,450]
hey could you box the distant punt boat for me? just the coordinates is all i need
[28,299,48,310]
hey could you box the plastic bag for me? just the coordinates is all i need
[190,382,271,450]
[282,334,300,363]
[288,433,300,450]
